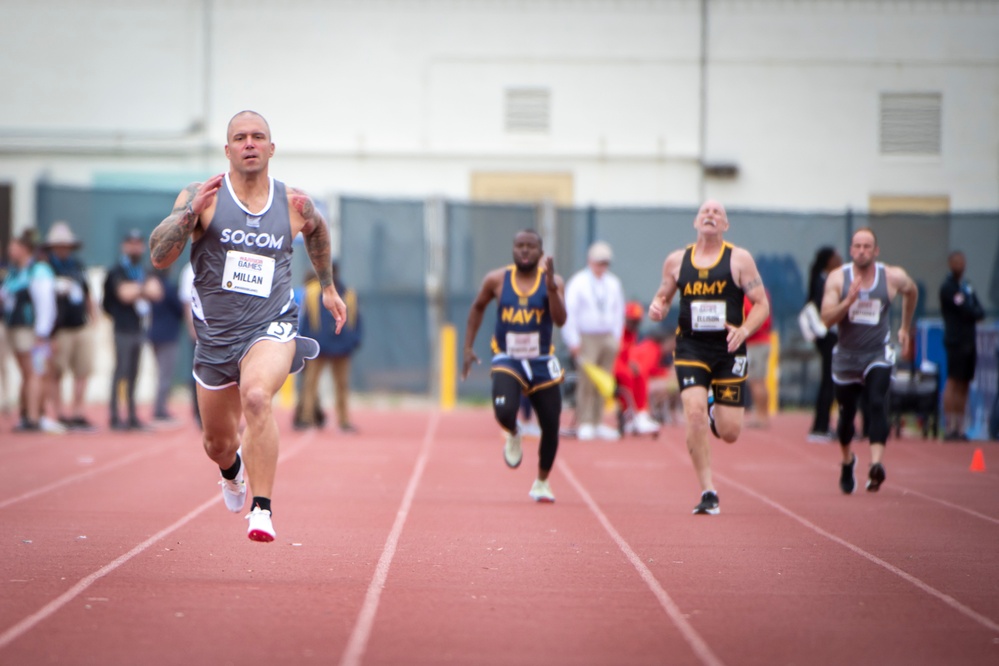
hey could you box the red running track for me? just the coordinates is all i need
[1,409,997,665]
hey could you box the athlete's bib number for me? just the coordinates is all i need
[506,332,541,359]
[690,300,727,331]
[222,251,275,298]
[266,321,295,341]
[848,298,880,326]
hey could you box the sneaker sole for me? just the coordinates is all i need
[692,507,720,515]
[503,448,522,469]
[529,493,555,503]
[248,529,275,543]
[866,466,886,492]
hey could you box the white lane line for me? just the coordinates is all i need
[0,446,167,511]
[339,410,439,666]
[0,434,315,651]
[717,473,999,634]
[769,431,999,526]
[892,484,999,526]
[559,460,726,666]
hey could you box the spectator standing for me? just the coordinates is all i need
[806,247,843,442]
[44,222,99,431]
[939,250,985,441]
[561,241,626,441]
[1,230,61,432]
[0,261,11,419]
[146,267,185,423]
[295,260,362,432]
[103,229,155,431]
[744,290,773,428]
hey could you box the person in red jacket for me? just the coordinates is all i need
[614,302,661,434]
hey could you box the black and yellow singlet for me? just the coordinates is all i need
[676,242,745,342]
[491,265,554,358]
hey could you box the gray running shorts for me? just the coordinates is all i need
[832,344,895,385]
[193,321,319,390]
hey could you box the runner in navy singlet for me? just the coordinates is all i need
[462,230,567,503]
[149,110,347,543]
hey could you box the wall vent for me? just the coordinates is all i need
[880,92,941,155]
[505,87,550,134]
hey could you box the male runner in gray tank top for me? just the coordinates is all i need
[149,110,347,543]
[821,228,917,495]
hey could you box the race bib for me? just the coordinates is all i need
[690,300,727,331]
[506,332,541,359]
[848,298,880,326]
[222,251,275,298]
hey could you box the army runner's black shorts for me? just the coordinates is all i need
[673,335,748,407]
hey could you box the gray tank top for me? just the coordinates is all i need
[189,174,297,347]
[837,262,891,353]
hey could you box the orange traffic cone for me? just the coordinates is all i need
[970,448,986,473]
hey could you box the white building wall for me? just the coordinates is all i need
[1,0,997,228]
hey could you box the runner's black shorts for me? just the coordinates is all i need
[673,334,748,407]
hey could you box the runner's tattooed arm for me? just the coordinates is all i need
[150,173,223,269]
[150,185,200,269]
[292,189,335,289]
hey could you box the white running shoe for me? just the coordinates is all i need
[219,451,247,513]
[632,411,661,435]
[529,478,555,503]
[39,416,68,434]
[504,431,523,468]
[576,423,596,441]
[595,424,621,441]
[246,506,276,542]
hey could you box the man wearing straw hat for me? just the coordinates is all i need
[43,221,99,431]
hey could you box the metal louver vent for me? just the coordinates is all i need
[880,93,941,155]
[505,87,550,133]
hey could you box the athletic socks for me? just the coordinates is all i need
[220,453,242,480]
[252,496,271,514]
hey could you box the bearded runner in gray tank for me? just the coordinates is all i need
[831,261,894,385]
[821,227,917,497]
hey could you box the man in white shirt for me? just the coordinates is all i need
[562,241,626,440]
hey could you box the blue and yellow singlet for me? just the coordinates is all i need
[491,265,554,358]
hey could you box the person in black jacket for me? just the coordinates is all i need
[939,250,985,441]
[806,246,842,442]
[103,229,156,431]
